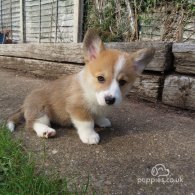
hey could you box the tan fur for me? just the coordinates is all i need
[8,29,155,142]
[21,74,89,130]
[8,108,24,125]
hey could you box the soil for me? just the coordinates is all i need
[0,69,194,194]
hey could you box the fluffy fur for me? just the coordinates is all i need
[7,30,155,144]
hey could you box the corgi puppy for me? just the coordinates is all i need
[7,30,155,144]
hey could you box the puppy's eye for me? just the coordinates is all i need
[118,79,127,86]
[97,76,105,83]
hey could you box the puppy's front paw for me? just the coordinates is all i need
[95,117,111,128]
[79,131,100,144]
[72,119,100,144]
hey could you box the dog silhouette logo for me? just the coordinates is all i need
[151,164,170,177]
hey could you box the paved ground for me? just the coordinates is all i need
[0,70,195,195]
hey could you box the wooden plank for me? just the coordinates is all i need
[0,43,84,63]
[174,53,195,75]
[55,0,59,43]
[173,43,195,52]
[0,56,82,79]
[173,43,195,75]
[0,42,173,72]
[162,75,195,110]
[20,0,25,43]
[73,0,83,43]
[128,74,162,102]
[107,42,173,72]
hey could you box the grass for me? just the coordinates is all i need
[0,124,90,195]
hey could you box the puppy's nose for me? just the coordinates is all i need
[105,96,115,105]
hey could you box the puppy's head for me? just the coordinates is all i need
[83,30,155,106]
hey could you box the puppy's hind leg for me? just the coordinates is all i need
[33,115,56,138]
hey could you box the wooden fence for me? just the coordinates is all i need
[0,42,194,110]
[0,1,194,43]
[0,0,83,43]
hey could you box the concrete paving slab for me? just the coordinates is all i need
[0,70,194,194]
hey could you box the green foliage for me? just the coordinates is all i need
[84,0,194,42]
[84,0,127,42]
[0,125,90,195]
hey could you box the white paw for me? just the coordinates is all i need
[36,127,56,138]
[37,128,56,138]
[79,131,100,144]
[33,122,56,138]
[7,121,15,132]
[95,117,111,128]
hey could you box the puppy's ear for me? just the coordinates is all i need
[132,48,155,74]
[83,29,105,63]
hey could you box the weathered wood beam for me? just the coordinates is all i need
[0,41,173,72]
[173,43,195,75]
[0,56,82,79]
[0,43,84,63]
[128,74,162,102]
[162,75,195,110]
[107,42,173,72]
